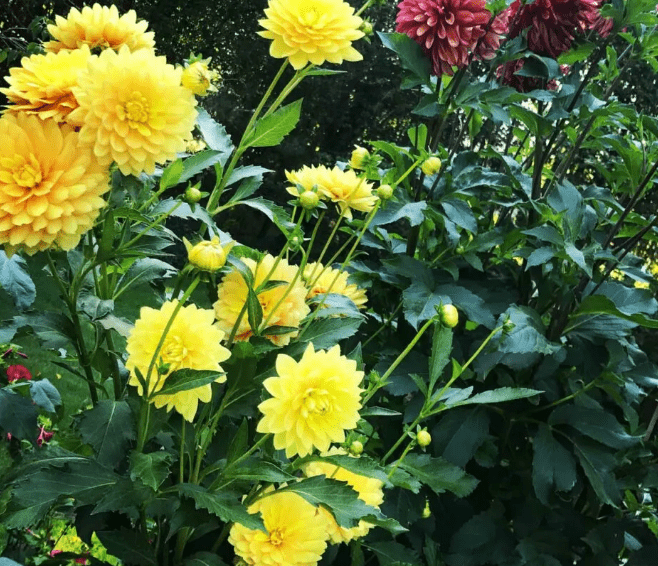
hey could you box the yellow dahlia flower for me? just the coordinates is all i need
[229,490,329,566]
[1,46,92,122]
[258,0,365,70]
[68,46,197,176]
[303,262,367,310]
[318,167,376,219]
[126,300,230,422]
[303,448,385,543]
[183,236,234,272]
[285,165,330,198]
[214,254,310,346]
[44,3,155,54]
[0,114,109,255]
[257,343,364,458]
[181,59,220,97]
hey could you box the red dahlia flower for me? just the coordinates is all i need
[396,0,504,76]
[6,364,32,383]
[502,0,601,59]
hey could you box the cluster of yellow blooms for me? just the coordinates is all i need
[0,3,213,255]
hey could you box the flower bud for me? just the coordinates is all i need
[182,59,220,97]
[376,184,394,200]
[184,236,234,272]
[440,304,459,328]
[417,429,432,447]
[349,440,364,456]
[360,20,374,36]
[185,185,203,203]
[350,146,370,169]
[421,156,442,176]
[422,499,431,519]
[300,190,320,210]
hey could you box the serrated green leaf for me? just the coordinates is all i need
[96,529,157,566]
[399,454,478,497]
[78,400,135,468]
[28,379,61,413]
[377,32,431,85]
[429,325,452,390]
[532,424,577,504]
[549,405,639,449]
[572,437,621,507]
[455,387,542,406]
[224,458,295,483]
[367,540,420,566]
[245,99,303,147]
[160,159,184,190]
[196,108,234,156]
[130,451,174,490]
[298,317,363,349]
[0,250,35,310]
[0,390,37,440]
[153,369,224,397]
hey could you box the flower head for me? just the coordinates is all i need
[184,236,234,272]
[259,0,364,70]
[182,59,220,97]
[68,46,197,176]
[44,3,155,54]
[214,254,310,346]
[303,262,367,310]
[126,300,230,422]
[396,0,497,76]
[229,490,329,566]
[502,0,601,59]
[1,46,93,123]
[349,146,370,170]
[6,364,31,382]
[303,448,384,543]
[0,114,109,255]
[257,343,364,458]
[285,164,330,197]
[36,425,54,446]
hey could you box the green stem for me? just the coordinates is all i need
[361,302,403,349]
[387,439,417,478]
[307,210,345,285]
[355,0,375,17]
[207,434,272,491]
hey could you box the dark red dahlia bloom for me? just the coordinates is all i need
[6,364,32,383]
[502,0,601,58]
[396,0,500,76]
[591,13,614,37]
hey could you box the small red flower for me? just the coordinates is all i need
[36,425,54,446]
[502,0,602,59]
[395,0,502,76]
[6,364,32,383]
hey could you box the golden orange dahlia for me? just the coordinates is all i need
[126,300,230,422]
[303,448,385,543]
[303,262,367,309]
[257,343,364,458]
[0,114,109,255]
[214,254,310,346]
[259,0,365,69]
[68,46,197,176]
[1,46,92,123]
[229,490,329,566]
[44,3,155,54]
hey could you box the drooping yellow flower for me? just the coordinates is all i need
[1,46,93,122]
[68,46,197,176]
[0,114,109,255]
[44,3,155,54]
[229,490,329,566]
[257,343,364,457]
[214,254,310,346]
[303,262,367,309]
[303,448,384,543]
[258,0,365,70]
[318,167,376,219]
[181,59,220,97]
[126,300,230,422]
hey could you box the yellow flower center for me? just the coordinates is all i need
[269,528,284,546]
[1,154,42,189]
[119,91,151,128]
[302,388,331,416]
[160,335,188,371]
[300,5,321,27]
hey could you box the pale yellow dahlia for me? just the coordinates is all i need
[257,343,364,458]
[303,448,385,543]
[213,254,310,346]
[44,3,155,54]
[258,0,365,70]
[0,114,109,255]
[126,300,230,422]
[303,262,367,310]
[318,167,376,219]
[229,490,329,566]
[285,165,331,198]
[1,46,93,122]
[181,59,220,97]
[68,46,197,176]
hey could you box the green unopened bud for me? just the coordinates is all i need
[422,499,431,519]
[158,361,171,376]
[185,185,203,203]
[421,156,442,176]
[360,20,374,36]
[349,440,364,456]
[503,318,515,334]
[300,190,320,210]
[377,184,394,200]
[417,429,432,447]
[440,304,459,328]
[349,146,370,170]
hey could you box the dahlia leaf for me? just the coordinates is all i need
[0,390,37,440]
[532,424,577,504]
[154,369,224,396]
[159,158,184,191]
[0,250,36,311]
[130,451,174,491]
[399,454,479,498]
[95,529,157,566]
[78,400,135,469]
[184,552,229,566]
[245,99,303,148]
[180,150,230,183]
[28,379,61,413]
[377,32,431,86]
[196,108,234,157]
[298,317,363,349]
